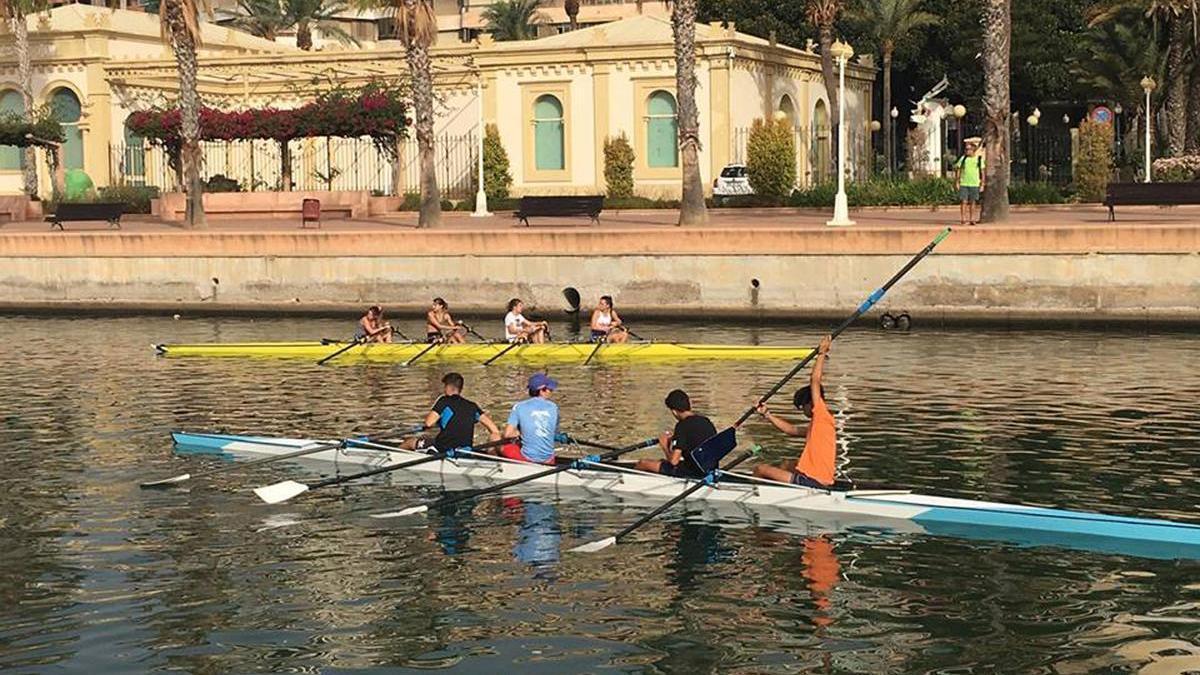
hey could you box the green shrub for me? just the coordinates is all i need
[1152,155,1200,182]
[399,192,421,210]
[482,123,512,200]
[603,133,636,199]
[713,194,788,208]
[1074,119,1114,201]
[1008,182,1065,204]
[204,174,241,192]
[605,196,680,210]
[98,185,161,213]
[440,198,454,212]
[746,117,796,197]
[787,177,956,207]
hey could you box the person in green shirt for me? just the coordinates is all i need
[955,138,986,226]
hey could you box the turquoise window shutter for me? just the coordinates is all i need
[533,95,564,171]
[646,90,678,168]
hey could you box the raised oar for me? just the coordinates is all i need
[368,436,658,519]
[569,447,762,554]
[140,426,428,489]
[253,437,509,505]
[402,337,443,366]
[458,321,492,342]
[570,227,953,553]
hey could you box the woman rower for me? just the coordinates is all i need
[504,298,549,343]
[589,295,628,343]
[426,297,465,343]
[355,305,393,343]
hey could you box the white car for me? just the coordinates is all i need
[712,163,753,204]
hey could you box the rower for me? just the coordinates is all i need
[590,295,629,343]
[355,305,393,343]
[752,335,836,489]
[504,298,549,344]
[426,297,466,344]
[499,373,563,465]
[402,372,501,452]
[634,389,717,478]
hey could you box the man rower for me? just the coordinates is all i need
[634,389,717,478]
[426,297,466,343]
[499,373,563,464]
[355,305,393,343]
[752,335,836,488]
[504,298,549,343]
[402,372,501,452]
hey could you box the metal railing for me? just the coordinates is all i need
[110,133,479,198]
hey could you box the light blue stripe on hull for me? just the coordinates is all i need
[171,431,310,454]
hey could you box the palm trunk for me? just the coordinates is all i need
[1187,65,1200,155]
[408,40,441,227]
[882,45,893,177]
[1163,17,1187,157]
[980,0,1009,223]
[297,21,312,50]
[13,13,37,199]
[818,22,838,174]
[672,0,707,225]
[166,1,206,228]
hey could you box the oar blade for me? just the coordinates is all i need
[568,536,616,554]
[253,480,310,505]
[370,504,429,519]
[139,472,192,489]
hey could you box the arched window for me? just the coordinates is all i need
[645,90,678,168]
[50,88,83,171]
[123,122,146,185]
[778,94,796,126]
[812,99,831,183]
[533,94,564,171]
[0,90,25,170]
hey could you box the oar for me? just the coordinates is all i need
[403,337,443,366]
[582,335,606,366]
[253,437,510,505]
[140,426,428,489]
[458,321,492,342]
[569,446,762,554]
[569,227,952,553]
[368,436,658,519]
[317,336,365,365]
[482,339,523,365]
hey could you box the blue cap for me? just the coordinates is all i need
[528,373,558,391]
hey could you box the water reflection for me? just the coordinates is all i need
[1,315,1199,672]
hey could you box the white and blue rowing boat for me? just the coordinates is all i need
[172,431,1200,560]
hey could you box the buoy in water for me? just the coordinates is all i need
[896,313,912,331]
[879,313,896,330]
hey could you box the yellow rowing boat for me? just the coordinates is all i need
[153,341,814,364]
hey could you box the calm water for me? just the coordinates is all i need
[2,315,1199,674]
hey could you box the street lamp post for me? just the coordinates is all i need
[1114,102,1123,163]
[827,39,855,227]
[1141,76,1156,183]
[889,106,899,176]
[952,103,966,158]
[472,76,491,217]
[1026,114,1039,183]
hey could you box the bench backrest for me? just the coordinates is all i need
[54,202,126,219]
[519,195,603,216]
[1106,181,1200,205]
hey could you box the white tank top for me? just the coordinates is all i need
[594,311,612,328]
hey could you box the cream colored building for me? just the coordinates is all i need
[0,4,874,200]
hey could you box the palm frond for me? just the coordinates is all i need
[481,0,542,41]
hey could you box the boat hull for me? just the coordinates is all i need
[171,431,1200,559]
[154,341,814,364]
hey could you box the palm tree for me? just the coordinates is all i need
[848,0,937,176]
[805,0,844,173]
[234,0,287,40]
[1,0,49,199]
[564,0,579,30]
[672,0,707,225]
[160,0,209,228]
[396,0,440,226]
[481,0,541,41]
[1089,0,1197,156]
[1189,57,1199,153]
[980,0,1009,223]
[287,0,356,49]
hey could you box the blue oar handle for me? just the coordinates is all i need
[735,226,951,427]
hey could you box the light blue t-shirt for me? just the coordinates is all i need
[506,396,559,463]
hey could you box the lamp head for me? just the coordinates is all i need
[830,40,854,61]
[1140,76,1156,93]
[953,104,967,118]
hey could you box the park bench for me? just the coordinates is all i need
[45,202,124,230]
[514,195,603,226]
[1104,181,1200,221]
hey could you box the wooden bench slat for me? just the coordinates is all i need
[514,195,603,226]
[1104,182,1200,220]
[46,202,125,230]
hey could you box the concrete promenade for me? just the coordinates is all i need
[2,205,1199,324]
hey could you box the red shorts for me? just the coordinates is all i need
[498,442,555,465]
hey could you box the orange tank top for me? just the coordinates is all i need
[796,397,836,486]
